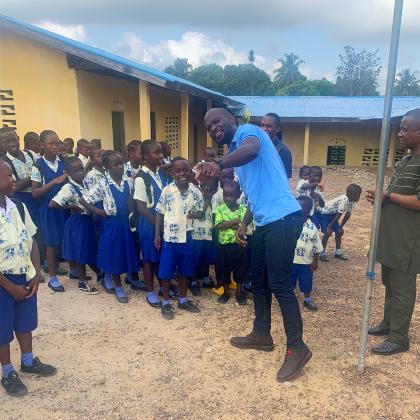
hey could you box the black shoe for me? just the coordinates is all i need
[368,323,390,336]
[189,282,201,296]
[48,281,64,293]
[277,343,312,382]
[158,288,178,299]
[202,279,215,289]
[115,293,128,304]
[230,333,274,352]
[236,292,247,306]
[371,340,409,356]
[130,280,147,291]
[146,297,161,308]
[96,272,105,284]
[20,357,57,377]
[161,303,175,320]
[1,371,27,397]
[334,254,349,261]
[69,272,92,280]
[319,254,329,262]
[178,299,200,313]
[303,300,318,311]
[101,280,115,294]
[78,281,100,295]
[218,293,230,304]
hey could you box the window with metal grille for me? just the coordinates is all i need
[0,89,17,129]
[164,116,180,151]
[327,145,346,165]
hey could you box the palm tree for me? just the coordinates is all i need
[394,69,420,96]
[274,52,306,86]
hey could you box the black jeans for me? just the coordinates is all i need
[251,211,305,348]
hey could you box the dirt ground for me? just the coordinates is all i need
[1,168,419,419]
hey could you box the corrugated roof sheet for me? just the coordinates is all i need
[0,14,242,107]
[229,96,420,121]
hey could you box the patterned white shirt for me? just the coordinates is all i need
[83,172,130,216]
[293,219,323,265]
[84,167,106,190]
[192,206,213,241]
[78,154,90,168]
[31,156,61,184]
[319,194,355,215]
[295,179,324,215]
[0,197,37,279]
[52,178,90,215]
[6,151,34,192]
[124,162,142,179]
[133,167,163,209]
[156,183,204,243]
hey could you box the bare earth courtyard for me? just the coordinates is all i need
[1,168,419,420]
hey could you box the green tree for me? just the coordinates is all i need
[188,63,225,92]
[164,58,193,79]
[394,69,420,96]
[222,64,275,95]
[274,52,306,87]
[248,49,255,63]
[335,46,381,96]
[277,79,336,96]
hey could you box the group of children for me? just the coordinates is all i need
[0,125,362,396]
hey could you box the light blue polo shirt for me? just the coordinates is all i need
[229,124,301,227]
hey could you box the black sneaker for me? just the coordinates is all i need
[20,357,57,377]
[178,299,200,313]
[334,254,349,261]
[303,300,318,311]
[277,344,312,382]
[78,281,100,295]
[1,371,27,397]
[189,282,201,296]
[202,279,215,289]
[236,293,247,306]
[319,254,329,262]
[130,280,147,291]
[69,272,92,280]
[161,303,175,320]
[218,293,230,304]
[96,272,105,284]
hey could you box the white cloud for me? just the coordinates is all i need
[36,21,89,42]
[115,31,274,73]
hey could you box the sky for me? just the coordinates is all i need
[2,0,420,91]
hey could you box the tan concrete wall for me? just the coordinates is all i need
[0,29,81,141]
[75,71,140,149]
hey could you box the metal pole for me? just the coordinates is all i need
[358,0,404,373]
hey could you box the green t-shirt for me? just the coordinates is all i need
[215,203,247,245]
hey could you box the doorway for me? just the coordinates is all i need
[112,111,125,152]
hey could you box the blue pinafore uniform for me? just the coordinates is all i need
[137,172,167,263]
[37,158,67,247]
[97,181,139,275]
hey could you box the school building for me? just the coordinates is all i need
[231,95,420,167]
[0,14,241,162]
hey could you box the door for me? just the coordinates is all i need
[327,145,346,165]
[112,111,125,152]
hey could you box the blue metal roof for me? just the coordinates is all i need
[229,96,420,121]
[0,14,242,107]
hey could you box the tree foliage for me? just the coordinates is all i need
[335,46,382,96]
[164,58,193,79]
[394,69,420,96]
[274,53,306,87]
[248,49,255,63]
[277,79,335,96]
[223,64,274,95]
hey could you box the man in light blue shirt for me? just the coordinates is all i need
[196,108,311,382]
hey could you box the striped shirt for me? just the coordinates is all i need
[387,154,420,197]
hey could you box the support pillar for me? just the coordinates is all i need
[387,124,397,167]
[303,123,311,165]
[180,93,189,159]
[139,80,151,140]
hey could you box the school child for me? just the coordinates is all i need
[295,165,310,196]
[90,139,102,149]
[0,159,56,397]
[63,138,75,157]
[49,157,102,295]
[125,140,143,180]
[190,176,218,295]
[214,181,248,305]
[155,157,203,320]
[83,151,139,303]
[291,195,323,311]
[203,147,217,162]
[318,183,362,262]
[31,130,69,292]
[133,140,168,305]
[23,132,41,161]
[58,140,67,160]
[76,139,90,168]
[159,141,172,165]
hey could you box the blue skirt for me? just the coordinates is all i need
[97,214,140,275]
[62,214,97,266]
[138,216,161,263]
[38,203,66,247]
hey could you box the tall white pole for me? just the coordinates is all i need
[358,0,404,373]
